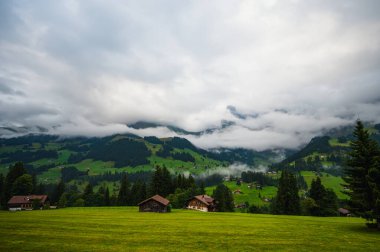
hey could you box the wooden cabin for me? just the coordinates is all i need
[138,194,170,213]
[186,195,216,212]
[8,195,50,211]
[338,208,351,216]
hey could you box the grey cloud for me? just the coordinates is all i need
[0,83,24,96]
[0,0,380,150]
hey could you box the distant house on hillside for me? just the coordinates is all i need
[8,195,50,211]
[138,195,170,213]
[186,195,216,212]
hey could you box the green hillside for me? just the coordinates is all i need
[0,207,378,251]
[301,171,348,199]
[0,135,228,184]
[206,181,277,207]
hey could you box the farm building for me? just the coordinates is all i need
[186,195,216,212]
[138,194,170,213]
[8,195,50,211]
[338,208,351,216]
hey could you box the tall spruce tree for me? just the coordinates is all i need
[149,166,173,197]
[343,120,380,228]
[272,170,300,215]
[4,162,27,207]
[213,184,234,212]
[104,187,110,206]
[308,177,337,216]
[83,183,96,206]
[118,174,130,206]
[0,173,4,208]
[52,180,65,204]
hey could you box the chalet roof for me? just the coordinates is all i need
[338,208,350,214]
[193,195,215,206]
[138,194,170,206]
[8,195,49,205]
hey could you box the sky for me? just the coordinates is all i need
[1,0,380,150]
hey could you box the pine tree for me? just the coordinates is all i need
[12,174,33,195]
[272,170,300,215]
[161,167,173,196]
[83,183,94,206]
[52,180,65,205]
[0,173,5,209]
[4,162,27,207]
[308,177,337,216]
[139,182,147,203]
[213,184,234,212]
[31,174,37,194]
[199,181,206,195]
[344,120,380,228]
[149,166,162,196]
[118,174,130,206]
[104,187,110,206]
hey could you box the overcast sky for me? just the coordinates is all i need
[1,0,380,150]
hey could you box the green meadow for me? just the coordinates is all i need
[0,207,378,251]
[206,181,277,206]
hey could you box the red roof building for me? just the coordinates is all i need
[8,195,50,210]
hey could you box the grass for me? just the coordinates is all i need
[301,171,348,199]
[206,181,277,206]
[0,207,378,251]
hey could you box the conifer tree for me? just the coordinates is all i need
[4,162,26,206]
[213,184,234,212]
[52,180,65,204]
[272,170,300,215]
[118,174,130,205]
[104,187,110,206]
[149,166,162,196]
[308,177,337,216]
[344,120,380,228]
[0,173,5,208]
[83,183,94,206]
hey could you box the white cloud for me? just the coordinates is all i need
[1,0,380,150]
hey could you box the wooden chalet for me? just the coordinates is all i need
[138,194,170,213]
[338,208,351,216]
[186,195,216,212]
[8,195,50,211]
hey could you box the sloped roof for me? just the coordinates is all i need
[193,195,215,206]
[338,208,350,214]
[8,195,49,205]
[138,194,170,206]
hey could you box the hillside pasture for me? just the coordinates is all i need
[206,181,277,206]
[0,207,378,251]
[301,171,348,199]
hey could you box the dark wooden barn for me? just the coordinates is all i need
[138,194,170,213]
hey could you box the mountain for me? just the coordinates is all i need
[0,133,280,185]
[272,123,380,175]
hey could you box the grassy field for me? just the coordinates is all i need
[0,207,378,251]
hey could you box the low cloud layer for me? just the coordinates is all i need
[1,1,380,150]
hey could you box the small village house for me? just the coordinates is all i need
[8,195,50,211]
[138,195,170,213]
[186,195,216,212]
[338,208,351,216]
